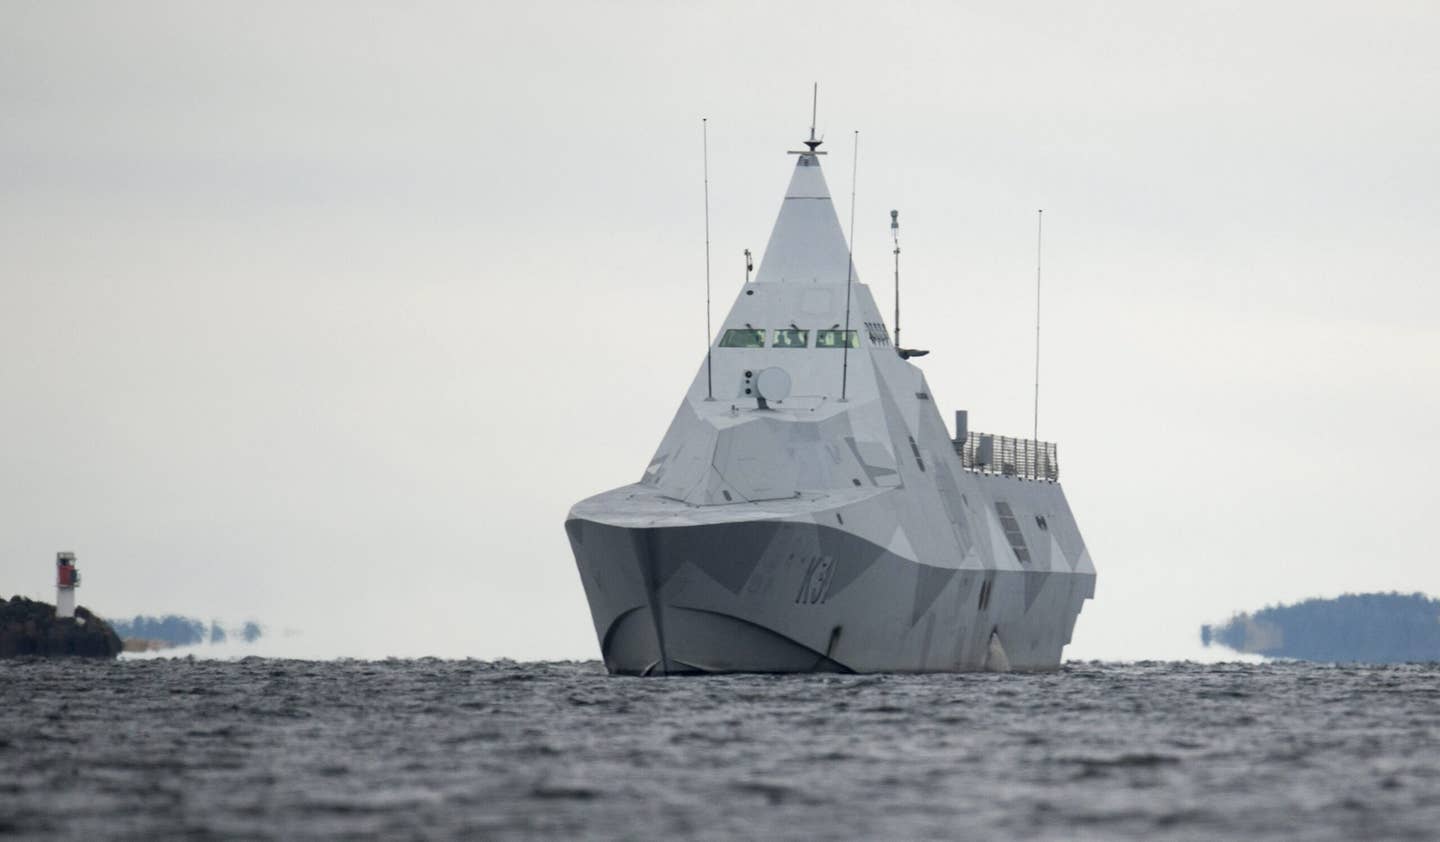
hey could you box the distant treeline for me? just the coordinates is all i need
[1202,592,1440,664]
[110,615,262,647]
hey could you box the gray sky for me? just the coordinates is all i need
[3,2,1437,659]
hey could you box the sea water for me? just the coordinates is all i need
[2,659,1438,839]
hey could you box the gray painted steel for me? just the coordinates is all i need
[566,135,1096,674]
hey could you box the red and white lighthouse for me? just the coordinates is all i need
[56,552,80,619]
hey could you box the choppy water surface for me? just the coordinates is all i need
[3,659,1439,840]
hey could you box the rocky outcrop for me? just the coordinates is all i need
[0,595,123,658]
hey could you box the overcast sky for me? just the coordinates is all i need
[3,2,1437,660]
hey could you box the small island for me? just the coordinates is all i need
[0,594,123,658]
[1202,592,1440,664]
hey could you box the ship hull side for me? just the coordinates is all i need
[566,511,1094,675]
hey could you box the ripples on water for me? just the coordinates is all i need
[2,659,1439,839]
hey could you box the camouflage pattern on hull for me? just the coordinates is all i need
[568,472,1095,674]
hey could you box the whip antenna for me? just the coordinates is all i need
[810,83,818,144]
[891,209,900,352]
[744,248,753,284]
[1033,209,1043,439]
[840,129,859,402]
[703,118,714,401]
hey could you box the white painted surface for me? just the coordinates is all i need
[57,587,75,619]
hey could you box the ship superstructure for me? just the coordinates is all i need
[566,127,1095,674]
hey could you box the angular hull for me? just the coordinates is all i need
[568,485,1095,675]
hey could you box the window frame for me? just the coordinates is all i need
[771,328,809,349]
[815,329,860,349]
[718,328,766,348]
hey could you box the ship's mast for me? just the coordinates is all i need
[788,84,827,160]
[806,83,820,152]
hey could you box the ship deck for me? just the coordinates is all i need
[568,484,893,530]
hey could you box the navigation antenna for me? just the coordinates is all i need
[1033,209,1043,440]
[703,118,714,401]
[807,83,821,151]
[840,129,859,402]
[891,209,900,352]
[789,84,828,161]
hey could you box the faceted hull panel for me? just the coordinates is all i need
[567,486,1095,675]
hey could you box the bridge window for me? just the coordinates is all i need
[815,329,859,349]
[772,328,808,348]
[719,328,765,348]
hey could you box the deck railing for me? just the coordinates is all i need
[953,432,1059,482]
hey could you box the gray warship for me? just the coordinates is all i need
[566,125,1096,675]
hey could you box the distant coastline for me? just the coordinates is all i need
[1203,592,1440,664]
[111,615,264,652]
